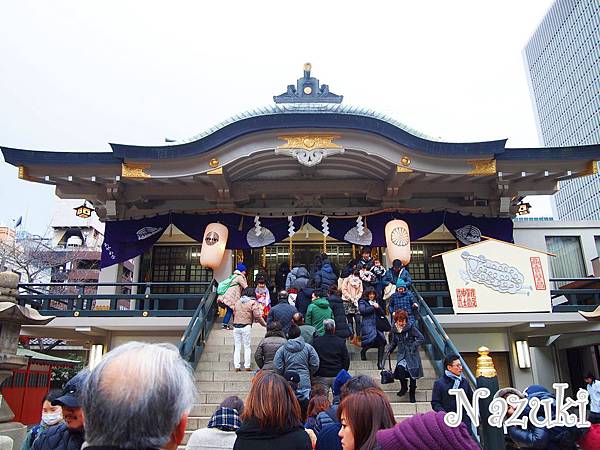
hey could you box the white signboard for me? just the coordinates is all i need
[441,239,552,314]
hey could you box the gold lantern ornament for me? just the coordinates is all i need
[74,201,94,219]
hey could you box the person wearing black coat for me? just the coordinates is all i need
[31,423,84,450]
[234,371,311,450]
[311,319,350,394]
[295,286,314,317]
[267,301,298,335]
[275,262,290,294]
[313,261,339,291]
[234,417,311,450]
[431,354,474,431]
[326,287,351,339]
[358,288,386,370]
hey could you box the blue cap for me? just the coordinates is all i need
[236,263,247,272]
[52,369,90,409]
[396,278,408,289]
[524,384,549,397]
[333,369,352,396]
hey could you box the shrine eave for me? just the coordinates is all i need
[107,113,508,160]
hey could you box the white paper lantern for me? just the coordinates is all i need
[385,219,411,266]
[200,223,228,269]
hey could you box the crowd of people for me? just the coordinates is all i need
[218,248,424,397]
[15,249,600,450]
[22,344,600,450]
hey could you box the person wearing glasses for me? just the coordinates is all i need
[431,354,474,432]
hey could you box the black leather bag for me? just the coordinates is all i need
[380,355,395,384]
[376,311,391,332]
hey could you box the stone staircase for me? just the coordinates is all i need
[183,325,437,446]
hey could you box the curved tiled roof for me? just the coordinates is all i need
[109,104,507,160]
[2,103,599,166]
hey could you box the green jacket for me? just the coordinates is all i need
[305,298,334,336]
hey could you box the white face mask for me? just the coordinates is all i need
[41,411,63,426]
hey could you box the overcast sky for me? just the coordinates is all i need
[0,0,555,234]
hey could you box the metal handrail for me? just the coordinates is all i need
[412,285,477,387]
[179,279,218,367]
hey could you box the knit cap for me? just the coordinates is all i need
[376,411,479,450]
[236,262,247,272]
[396,278,408,289]
[332,369,352,396]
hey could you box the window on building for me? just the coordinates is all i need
[150,246,212,296]
[595,236,600,260]
[545,236,587,285]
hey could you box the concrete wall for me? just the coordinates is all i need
[513,220,600,276]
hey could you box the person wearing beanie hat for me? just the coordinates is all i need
[332,369,352,402]
[375,410,479,450]
[389,278,418,326]
[218,263,248,329]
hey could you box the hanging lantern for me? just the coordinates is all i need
[74,201,94,219]
[385,219,411,266]
[200,223,229,269]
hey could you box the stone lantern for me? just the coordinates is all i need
[0,271,54,447]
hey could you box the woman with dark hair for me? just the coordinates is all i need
[358,287,386,369]
[386,309,424,403]
[186,396,244,450]
[255,321,287,371]
[20,389,63,450]
[234,371,312,450]
[305,395,331,431]
[337,388,396,450]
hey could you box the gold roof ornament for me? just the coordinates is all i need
[468,159,497,176]
[277,135,342,151]
[121,163,151,179]
[476,346,497,378]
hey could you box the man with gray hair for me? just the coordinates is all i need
[311,319,350,393]
[81,341,196,450]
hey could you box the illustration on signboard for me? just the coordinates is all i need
[459,251,531,295]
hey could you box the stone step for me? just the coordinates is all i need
[194,368,437,382]
[197,348,434,365]
[196,353,433,372]
[194,377,436,393]
[193,388,434,407]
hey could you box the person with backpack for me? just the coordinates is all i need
[313,259,339,291]
[286,265,311,291]
[218,263,248,330]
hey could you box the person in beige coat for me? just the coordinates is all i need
[232,288,266,371]
[341,270,363,346]
[219,263,248,329]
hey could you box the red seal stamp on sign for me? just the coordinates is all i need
[530,257,546,290]
[456,288,477,308]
